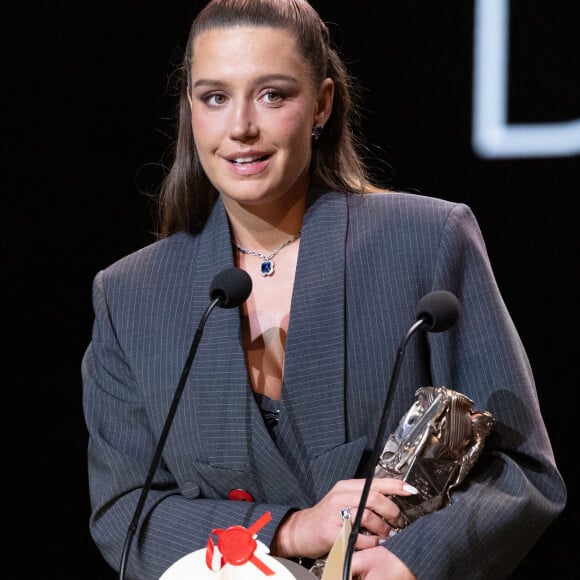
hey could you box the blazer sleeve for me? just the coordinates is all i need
[82,270,294,580]
[384,203,567,579]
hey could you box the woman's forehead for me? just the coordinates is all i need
[190,26,309,81]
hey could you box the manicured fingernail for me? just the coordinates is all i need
[388,529,399,537]
[403,483,418,494]
[379,538,387,544]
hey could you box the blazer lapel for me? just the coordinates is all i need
[182,199,310,503]
[276,193,356,499]
[184,198,270,467]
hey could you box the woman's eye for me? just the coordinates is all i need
[204,93,227,106]
[262,90,283,104]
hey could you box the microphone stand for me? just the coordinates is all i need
[341,318,427,580]
[118,296,222,580]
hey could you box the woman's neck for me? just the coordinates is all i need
[224,194,306,251]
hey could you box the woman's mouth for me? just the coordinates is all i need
[226,154,271,176]
[230,155,269,165]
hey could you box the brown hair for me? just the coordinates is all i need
[156,0,375,238]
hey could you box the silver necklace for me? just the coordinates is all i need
[233,232,301,276]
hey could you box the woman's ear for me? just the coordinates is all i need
[314,77,334,125]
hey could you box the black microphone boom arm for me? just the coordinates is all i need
[342,290,460,580]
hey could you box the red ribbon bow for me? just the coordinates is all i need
[205,511,275,576]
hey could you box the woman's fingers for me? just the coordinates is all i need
[356,506,391,538]
[351,545,416,580]
[351,479,417,529]
[271,477,417,559]
[324,478,417,536]
[369,478,419,498]
[348,479,418,545]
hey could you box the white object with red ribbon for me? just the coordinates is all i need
[159,511,319,579]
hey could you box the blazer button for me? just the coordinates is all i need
[181,481,201,499]
[228,488,254,502]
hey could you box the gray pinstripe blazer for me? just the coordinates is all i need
[82,191,566,579]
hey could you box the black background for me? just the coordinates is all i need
[5,1,578,578]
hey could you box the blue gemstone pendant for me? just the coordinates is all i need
[260,260,274,276]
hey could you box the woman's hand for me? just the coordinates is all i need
[270,477,417,559]
[351,545,416,580]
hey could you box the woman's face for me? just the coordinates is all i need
[188,26,333,217]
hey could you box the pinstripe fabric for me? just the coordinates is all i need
[82,191,566,579]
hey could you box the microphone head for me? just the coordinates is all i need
[209,267,252,308]
[415,290,460,332]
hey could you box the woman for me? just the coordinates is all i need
[82,1,566,578]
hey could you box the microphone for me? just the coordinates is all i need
[209,267,253,308]
[118,267,252,580]
[342,290,460,580]
[415,290,460,332]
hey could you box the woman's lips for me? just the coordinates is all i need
[226,154,271,176]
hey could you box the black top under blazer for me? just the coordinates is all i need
[82,191,566,579]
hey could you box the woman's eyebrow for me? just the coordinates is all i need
[192,73,299,89]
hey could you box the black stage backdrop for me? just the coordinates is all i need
[5,1,578,578]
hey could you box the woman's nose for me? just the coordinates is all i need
[228,101,259,141]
